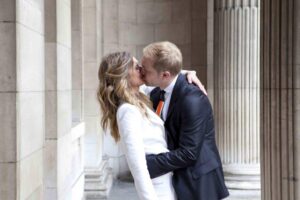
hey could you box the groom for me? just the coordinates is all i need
[141,41,229,200]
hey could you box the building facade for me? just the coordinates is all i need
[0,0,299,199]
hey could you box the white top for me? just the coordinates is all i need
[117,103,170,200]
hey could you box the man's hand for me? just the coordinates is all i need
[185,70,207,95]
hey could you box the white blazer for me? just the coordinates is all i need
[117,103,175,200]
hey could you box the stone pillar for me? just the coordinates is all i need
[83,0,113,199]
[44,0,85,199]
[72,0,84,123]
[295,1,300,198]
[214,0,260,199]
[296,0,300,199]
[0,0,45,199]
[260,0,298,199]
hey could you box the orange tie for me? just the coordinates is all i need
[156,90,166,118]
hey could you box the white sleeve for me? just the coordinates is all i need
[117,104,158,200]
[139,84,155,96]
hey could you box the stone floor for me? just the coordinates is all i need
[107,180,138,200]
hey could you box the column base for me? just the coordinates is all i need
[224,164,261,200]
[84,158,114,199]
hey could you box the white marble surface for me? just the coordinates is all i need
[57,0,71,48]
[17,23,45,92]
[57,44,71,91]
[17,92,44,160]
[57,123,84,198]
[18,149,43,200]
[84,90,100,116]
[84,116,102,168]
[83,63,99,90]
[16,0,44,34]
[57,91,72,138]
[72,90,83,122]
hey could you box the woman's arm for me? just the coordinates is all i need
[181,70,207,95]
[117,104,158,200]
[139,70,207,96]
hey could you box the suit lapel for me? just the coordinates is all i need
[166,74,185,121]
[150,87,161,110]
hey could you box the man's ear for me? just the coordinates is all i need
[162,71,171,78]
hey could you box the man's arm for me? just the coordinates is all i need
[146,91,211,178]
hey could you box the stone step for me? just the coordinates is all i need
[85,161,109,178]
[84,159,114,200]
[225,175,261,182]
[226,189,261,200]
[85,168,113,191]
[85,173,113,200]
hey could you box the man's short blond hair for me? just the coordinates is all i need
[143,41,182,75]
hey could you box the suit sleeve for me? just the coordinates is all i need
[146,91,210,178]
[117,104,158,200]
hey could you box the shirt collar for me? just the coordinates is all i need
[163,74,178,95]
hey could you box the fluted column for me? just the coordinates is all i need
[260,0,298,199]
[214,0,260,199]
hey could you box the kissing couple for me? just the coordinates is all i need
[97,41,229,200]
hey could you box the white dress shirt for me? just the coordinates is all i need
[139,75,178,121]
[117,103,176,200]
[161,75,178,120]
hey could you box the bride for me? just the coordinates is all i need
[97,51,176,200]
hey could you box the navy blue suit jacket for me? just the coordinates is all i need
[146,74,229,200]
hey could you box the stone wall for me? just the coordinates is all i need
[0,0,85,199]
[0,0,44,199]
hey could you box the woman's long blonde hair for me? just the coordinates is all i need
[97,52,151,142]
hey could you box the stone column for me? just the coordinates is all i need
[214,0,260,199]
[295,1,300,198]
[44,0,85,199]
[0,0,45,199]
[83,0,113,199]
[261,0,298,199]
